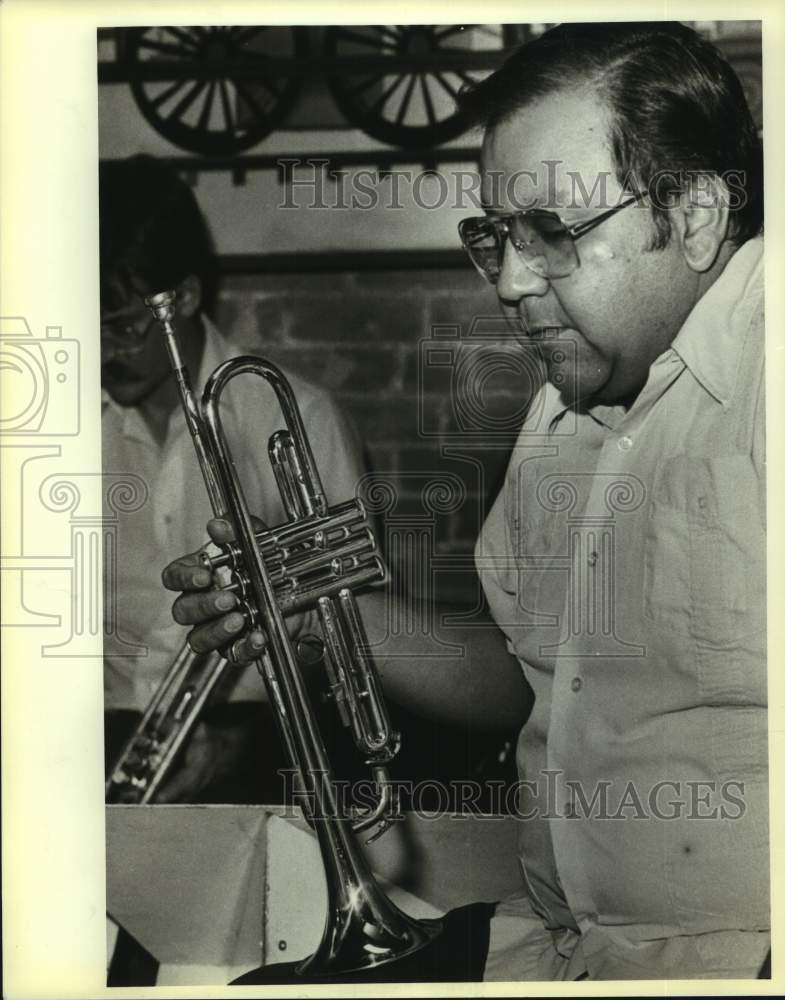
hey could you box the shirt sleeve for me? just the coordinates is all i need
[474,488,520,664]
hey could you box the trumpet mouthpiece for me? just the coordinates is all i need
[145,290,177,324]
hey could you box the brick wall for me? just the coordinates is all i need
[214,264,543,607]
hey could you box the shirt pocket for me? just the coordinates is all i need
[643,454,766,650]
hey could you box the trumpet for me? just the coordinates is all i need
[127,289,441,977]
[105,644,227,804]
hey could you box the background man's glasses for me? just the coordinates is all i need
[458,192,645,284]
[100,308,156,354]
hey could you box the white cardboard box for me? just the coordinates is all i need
[106,805,520,985]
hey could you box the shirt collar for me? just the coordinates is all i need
[670,236,763,407]
[573,236,764,429]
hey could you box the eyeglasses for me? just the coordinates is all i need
[100,306,156,354]
[458,192,646,284]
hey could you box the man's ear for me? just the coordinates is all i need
[175,275,202,318]
[670,174,730,273]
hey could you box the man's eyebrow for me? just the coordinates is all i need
[481,199,542,216]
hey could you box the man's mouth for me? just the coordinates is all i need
[101,361,140,384]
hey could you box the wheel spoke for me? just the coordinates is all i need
[147,77,190,111]
[335,27,395,51]
[377,26,403,45]
[343,74,383,99]
[229,63,282,100]
[369,73,407,115]
[231,26,268,49]
[196,80,217,131]
[394,73,418,125]
[137,37,195,59]
[419,73,437,126]
[168,79,208,121]
[256,70,285,99]
[218,78,237,135]
[231,77,273,120]
[161,26,202,50]
[432,71,460,101]
[452,67,481,89]
[471,25,504,42]
[432,25,469,44]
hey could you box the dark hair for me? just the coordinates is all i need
[99,154,217,313]
[461,22,763,247]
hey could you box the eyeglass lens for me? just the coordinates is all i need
[464,213,578,282]
[100,311,154,349]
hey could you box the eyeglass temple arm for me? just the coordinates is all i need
[567,191,646,240]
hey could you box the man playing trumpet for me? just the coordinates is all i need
[162,22,769,981]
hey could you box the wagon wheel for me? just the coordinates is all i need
[324,25,508,147]
[124,26,307,156]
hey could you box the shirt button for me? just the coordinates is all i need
[571,676,583,692]
[618,435,633,451]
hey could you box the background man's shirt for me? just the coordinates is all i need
[478,237,768,978]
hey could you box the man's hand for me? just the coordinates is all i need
[162,517,266,665]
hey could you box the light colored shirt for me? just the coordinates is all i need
[102,318,366,711]
[477,237,768,979]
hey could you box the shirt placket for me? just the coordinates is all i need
[152,416,189,549]
[546,359,684,932]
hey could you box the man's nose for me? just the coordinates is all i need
[495,239,550,303]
